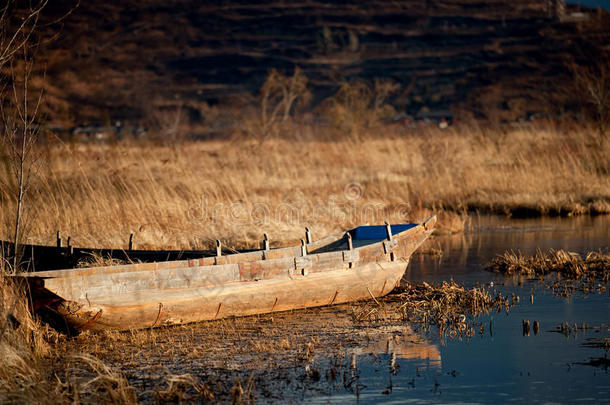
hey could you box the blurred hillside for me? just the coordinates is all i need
[27,0,610,131]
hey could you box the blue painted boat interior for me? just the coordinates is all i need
[352,224,417,240]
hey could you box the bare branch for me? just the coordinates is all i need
[0,0,48,69]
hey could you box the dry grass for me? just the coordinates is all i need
[58,304,440,402]
[1,123,608,250]
[156,373,214,402]
[0,265,54,401]
[1,254,138,404]
[76,252,129,268]
[55,354,137,404]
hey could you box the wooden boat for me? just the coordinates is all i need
[14,216,436,333]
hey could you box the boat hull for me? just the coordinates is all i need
[18,217,435,332]
[45,260,408,331]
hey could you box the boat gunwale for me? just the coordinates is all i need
[15,229,344,279]
[15,216,436,281]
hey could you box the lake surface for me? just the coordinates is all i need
[309,215,610,404]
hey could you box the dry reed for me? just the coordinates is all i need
[1,124,608,251]
[57,354,137,404]
[0,265,54,403]
[1,251,138,404]
[488,249,610,281]
[0,122,608,401]
[155,373,214,402]
[355,280,514,343]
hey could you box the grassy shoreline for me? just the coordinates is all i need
[1,124,608,250]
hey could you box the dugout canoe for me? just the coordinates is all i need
[15,216,436,333]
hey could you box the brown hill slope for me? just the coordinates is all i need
[28,0,610,129]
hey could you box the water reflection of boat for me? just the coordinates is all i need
[14,217,436,333]
[354,329,441,365]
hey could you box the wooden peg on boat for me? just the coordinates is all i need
[305,227,312,244]
[263,233,270,251]
[56,231,61,248]
[128,233,134,251]
[301,239,307,256]
[385,221,392,240]
[216,240,222,257]
[346,232,353,250]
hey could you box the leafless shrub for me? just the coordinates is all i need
[145,103,187,141]
[322,79,399,141]
[0,1,47,70]
[246,67,311,143]
[1,53,44,272]
[0,1,50,273]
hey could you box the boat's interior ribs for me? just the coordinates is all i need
[2,228,345,272]
[5,222,427,273]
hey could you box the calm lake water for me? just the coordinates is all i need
[309,215,610,404]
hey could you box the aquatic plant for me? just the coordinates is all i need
[354,280,514,343]
[488,249,610,282]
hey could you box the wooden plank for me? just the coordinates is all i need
[43,263,241,300]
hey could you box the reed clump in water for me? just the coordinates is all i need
[582,337,610,350]
[488,249,610,282]
[355,281,513,342]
